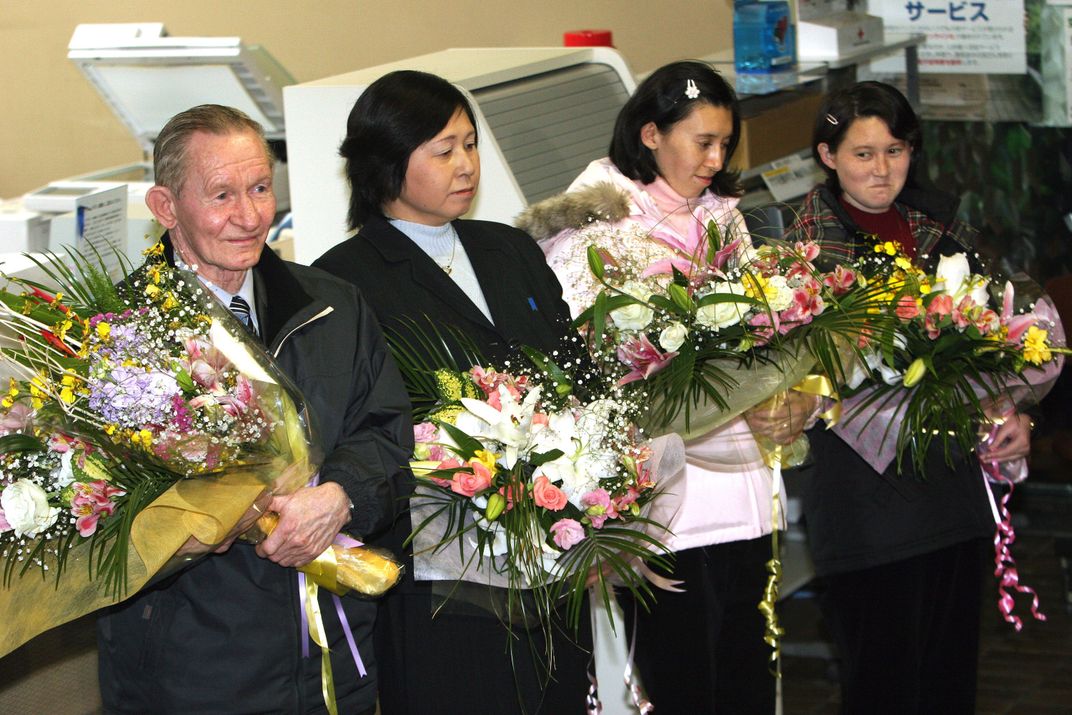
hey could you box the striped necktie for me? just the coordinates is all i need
[229,295,254,329]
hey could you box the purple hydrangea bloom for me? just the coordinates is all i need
[87,366,181,428]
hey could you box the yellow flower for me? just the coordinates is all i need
[96,321,111,340]
[29,373,47,409]
[2,378,18,409]
[161,293,179,311]
[54,317,74,342]
[130,429,154,449]
[471,449,499,476]
[894,255,913,271]
[104,423,118,436]
[742,273,771,301]
[147,263,163,284]
[144,242,166,257]
[59,373,80,404]
[1023,326,1052,365]
[144,283,161,298]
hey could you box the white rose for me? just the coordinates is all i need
[658,322,688,352]
[935,253,971,299]
[696,282,747,330]
[765,275,794,312]
[609,281,655,331]
[1,479,60,538]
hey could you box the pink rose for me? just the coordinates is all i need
[451,460,493,497]
[0,507,11,533]
[581,488,618,529]
[427,457,461,488]
[532,475,568,511]
[748,312,779,346]
[894,295,919,321]
[550,518,585,550]
[413,422,438,443]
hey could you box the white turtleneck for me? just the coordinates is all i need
[388,218,493,323]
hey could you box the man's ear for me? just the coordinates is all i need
[145,185,178,229]
[640,121,660,151]
[817,143,837,172]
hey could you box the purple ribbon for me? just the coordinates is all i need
[296,476,367,677]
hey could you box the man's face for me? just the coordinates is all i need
[154,130,275,292]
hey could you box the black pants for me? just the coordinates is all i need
[374,587,594,715]
[617,536,777,714]
[821,538,987,715]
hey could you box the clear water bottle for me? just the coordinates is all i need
[734,0,796,74]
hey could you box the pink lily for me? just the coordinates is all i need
[617,334,678,386]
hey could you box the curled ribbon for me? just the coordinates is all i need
[299,574,338,715]
[758,446,785,678]
[294,476,368,715]
[586,653,603,715]
[624,607,655,714]
[980,424,1046,631]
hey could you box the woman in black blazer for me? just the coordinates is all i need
[313,70,590,715]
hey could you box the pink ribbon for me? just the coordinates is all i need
[623,608,655,714]
[586,656,602,714]
[979,426,1046,631]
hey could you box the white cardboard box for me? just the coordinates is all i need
[798,11,885,60]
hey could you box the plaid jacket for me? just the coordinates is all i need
[787,184,979,271]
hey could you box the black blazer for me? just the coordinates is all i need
[314,216,592,714]
[314,215,573,363]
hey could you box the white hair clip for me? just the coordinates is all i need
[685,79,700,100]
[825,113,839,125]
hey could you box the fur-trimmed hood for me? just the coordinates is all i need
[514,182,631,242]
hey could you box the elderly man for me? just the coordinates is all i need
[96,105,413,714]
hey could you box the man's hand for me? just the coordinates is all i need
[978,412,1032,464]
[255,482,351,568]
[744,391,820,446]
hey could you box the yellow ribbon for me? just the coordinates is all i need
[300,543,350,597]
[302,579,338,715]
[793,373,841,426]
[759,445,785,679]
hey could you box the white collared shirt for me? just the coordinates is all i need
[174,255,260,335]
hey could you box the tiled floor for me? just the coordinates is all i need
[780,485,1072,715]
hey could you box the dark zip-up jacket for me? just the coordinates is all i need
[97,235,413,714]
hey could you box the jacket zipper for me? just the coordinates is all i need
[272,302,333,713]
[273,306,334,358]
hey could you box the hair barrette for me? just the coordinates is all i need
[825,113,840,126]
[684,79,700,100]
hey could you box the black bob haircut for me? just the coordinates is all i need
[609,60,742,198]
[340,70,478,229]
[811,81,922,190]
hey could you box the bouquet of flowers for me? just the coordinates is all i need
[388,322,681,636]
[0,246,400,658]
[835,246,1067,475]
[577,219,887,440]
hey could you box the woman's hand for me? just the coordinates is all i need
[978,412,1032,464]
[744,391,821,446]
